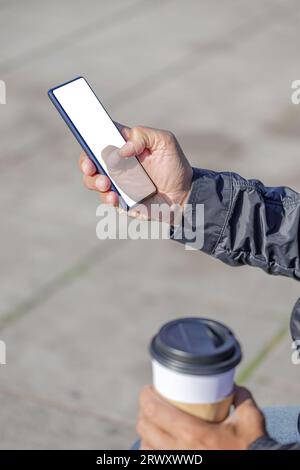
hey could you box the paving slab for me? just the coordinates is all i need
[245,335,300,407]
[0,388,134,449]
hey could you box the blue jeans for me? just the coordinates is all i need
[131,406,300,449]
[263,406,300,445]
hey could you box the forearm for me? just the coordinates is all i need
[174,168,300,281]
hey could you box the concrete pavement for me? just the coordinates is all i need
[0,0,300,449]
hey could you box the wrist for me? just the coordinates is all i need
[179,166,193,208]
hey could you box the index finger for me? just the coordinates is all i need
[78,152,97,176]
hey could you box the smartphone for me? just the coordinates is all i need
[48,77,156,209]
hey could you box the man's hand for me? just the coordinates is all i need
[137,385,266,450]
[78,125,193,219]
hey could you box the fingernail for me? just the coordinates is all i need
[82,160,90,173]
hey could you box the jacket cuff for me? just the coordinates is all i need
[171,168,232,253]
[248,435,279,450]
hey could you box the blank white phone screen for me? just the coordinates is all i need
[53,77,138,207]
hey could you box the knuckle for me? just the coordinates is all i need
[131,126,143,140]
[161,130,176,147]
[165,130,175,141]
[132,125,143,133]
[180,426,197,446]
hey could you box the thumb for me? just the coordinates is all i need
[101,145,122,170]
[233,385,262,419]
[119,126,155,158]
[233,385,254,408]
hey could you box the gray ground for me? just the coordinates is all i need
[0,0,300,449]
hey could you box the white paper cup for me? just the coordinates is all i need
[150,318,242,422]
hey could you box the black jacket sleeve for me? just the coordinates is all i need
[173,168,300,279]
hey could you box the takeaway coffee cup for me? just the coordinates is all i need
[150,317,242,422]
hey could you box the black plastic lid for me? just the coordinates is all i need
[150,317,242,376]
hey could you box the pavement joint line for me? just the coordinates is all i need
[0,0,170,75]
[236,321,289,384]
[108,0,300,111]
[0,0,297,176]
[0,240,126,332]
[0,384,134,429]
